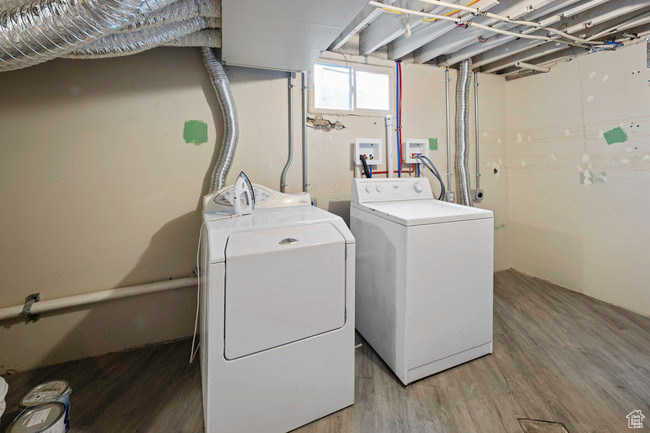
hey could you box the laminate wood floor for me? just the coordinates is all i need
[1,270,648,433]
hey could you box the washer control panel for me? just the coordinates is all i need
[351,178,433,203]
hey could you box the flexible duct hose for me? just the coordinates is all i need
[0,0,217,71]
[65,17,218,58]
[454,58,473,207]
[0,0,161,71]
[201,47,239,192]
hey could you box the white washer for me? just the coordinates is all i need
[200,180,355,433]
[350,177,493,385]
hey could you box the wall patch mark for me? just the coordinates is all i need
[183,120,208,145]
[604,127,628,145]
[307,114,345,131]
[580,171,607,185]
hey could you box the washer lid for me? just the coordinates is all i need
[353,200,493,226]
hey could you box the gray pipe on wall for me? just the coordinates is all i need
[454,59,473,207]
[280,73,294,193]
[301,71,309,193]
[201,47,239,192]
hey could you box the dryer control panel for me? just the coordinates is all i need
[351,178,433,203]
[204,183,311,213]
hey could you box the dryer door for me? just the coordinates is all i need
[224,223,346,359]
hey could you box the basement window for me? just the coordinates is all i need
[311,61,392,115]
[313,63,353,111]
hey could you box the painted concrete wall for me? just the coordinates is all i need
[506,41,650,316]
[0,48,509,372]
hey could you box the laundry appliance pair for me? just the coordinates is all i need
[198,173,493,432]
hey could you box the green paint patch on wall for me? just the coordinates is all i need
[603,127,627,145]
[428,137,438,151]
[183,120,208,145]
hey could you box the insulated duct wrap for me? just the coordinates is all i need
[119,0,218,32]
[0,0,163,71]
[0,0,219,70]
[65,17,218,58]
[454,58,473,207]
[201,47,238,192]
[166,29,219,48]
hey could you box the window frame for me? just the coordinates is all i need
[309,60,394,117]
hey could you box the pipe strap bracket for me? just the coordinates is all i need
[23,293,40,322]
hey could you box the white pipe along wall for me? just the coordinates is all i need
[0,277,196,322]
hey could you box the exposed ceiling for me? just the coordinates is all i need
[328,0,650,79]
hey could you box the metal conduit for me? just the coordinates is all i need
[280,73,294,193]
[444,68,454,202]
[301,71,309,193]
[455,59,473,207]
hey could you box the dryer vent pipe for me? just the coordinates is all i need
[454,59,473,207]
[201,47,239,192]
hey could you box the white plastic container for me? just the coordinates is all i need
[0,376,8,421]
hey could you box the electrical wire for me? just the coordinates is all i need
[189,220,205,364]
[415,155,446,200]
[190,213,233,364]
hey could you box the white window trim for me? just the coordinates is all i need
[309,59,394,117]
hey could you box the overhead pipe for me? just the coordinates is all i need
[201,47,239,192]
[455,59,472,207]
[515,61,551,73]
[416,0,602,46]
[444,68,454,202]
[365,2,602,49]
[0,277,197,322]
[301,71,309,192]
[280,73,294,193]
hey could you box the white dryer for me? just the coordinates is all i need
[200,174,355,433]
[350,177,493,385]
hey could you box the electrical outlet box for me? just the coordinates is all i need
[355,138,383,166]
[402,139,429,164]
